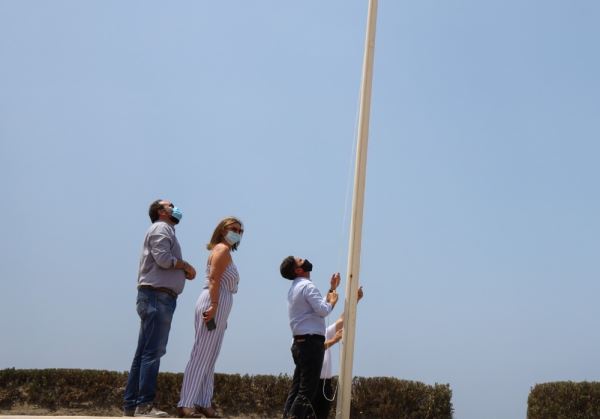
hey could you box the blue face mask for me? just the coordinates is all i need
[224,230,242,246]
[170,207,183,224]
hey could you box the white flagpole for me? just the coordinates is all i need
[336,1,378,418]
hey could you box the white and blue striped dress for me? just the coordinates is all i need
[178,261,239,408]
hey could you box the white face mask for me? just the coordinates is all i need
[224,230,242,246]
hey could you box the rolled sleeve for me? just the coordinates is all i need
[149,233,176,269]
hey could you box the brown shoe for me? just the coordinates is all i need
[194,406,222,418]
[177,407,203,418]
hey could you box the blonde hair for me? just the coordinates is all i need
[207,216,244,252]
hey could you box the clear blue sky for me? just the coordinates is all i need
[1,2,599,418]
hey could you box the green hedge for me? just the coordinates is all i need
[351,377,452,418]
[528,381,600,419]
[0,368,453,418]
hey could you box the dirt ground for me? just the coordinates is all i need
[0,404,275,418]
[0,405,120,416]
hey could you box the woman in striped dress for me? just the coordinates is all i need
[178,217,243,418]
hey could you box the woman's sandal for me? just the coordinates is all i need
[194,405,222,418]
[177,406,204,418]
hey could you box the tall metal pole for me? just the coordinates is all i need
[336,1,378,418]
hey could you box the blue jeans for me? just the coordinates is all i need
[124,287,177,410]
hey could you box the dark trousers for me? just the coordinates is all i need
[312,378,334,419]
[283,335,325,419]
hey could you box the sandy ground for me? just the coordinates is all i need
[0,405,275,418]
[0,416,265,419]
[0,416,277,419]
[0,406,273,419]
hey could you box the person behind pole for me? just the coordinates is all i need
[124,199,197,417]
[177,217,244,418]
[280,256,341,419]
[312,287,364,419]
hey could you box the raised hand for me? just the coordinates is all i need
[330,272,341,291]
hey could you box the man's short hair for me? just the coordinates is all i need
[280,256,297,280]
[149,199,164,223]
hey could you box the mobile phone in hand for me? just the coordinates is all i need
[206,318,216,331]
[203,312,216,331]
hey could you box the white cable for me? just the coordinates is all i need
[327,77,364,406]
[336,92,362,273]
[323,376,338,402]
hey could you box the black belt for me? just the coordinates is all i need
[293,334,325,341]
[138,284,178,299]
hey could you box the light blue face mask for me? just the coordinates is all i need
[170,207,183,223]
[224,230,241,246]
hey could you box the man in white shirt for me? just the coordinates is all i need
[313,286,364,419]
[280,256,341,419]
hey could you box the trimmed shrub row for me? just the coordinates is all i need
[0,368,453,418]
[351,377,452,418]
[528,381,600,419]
